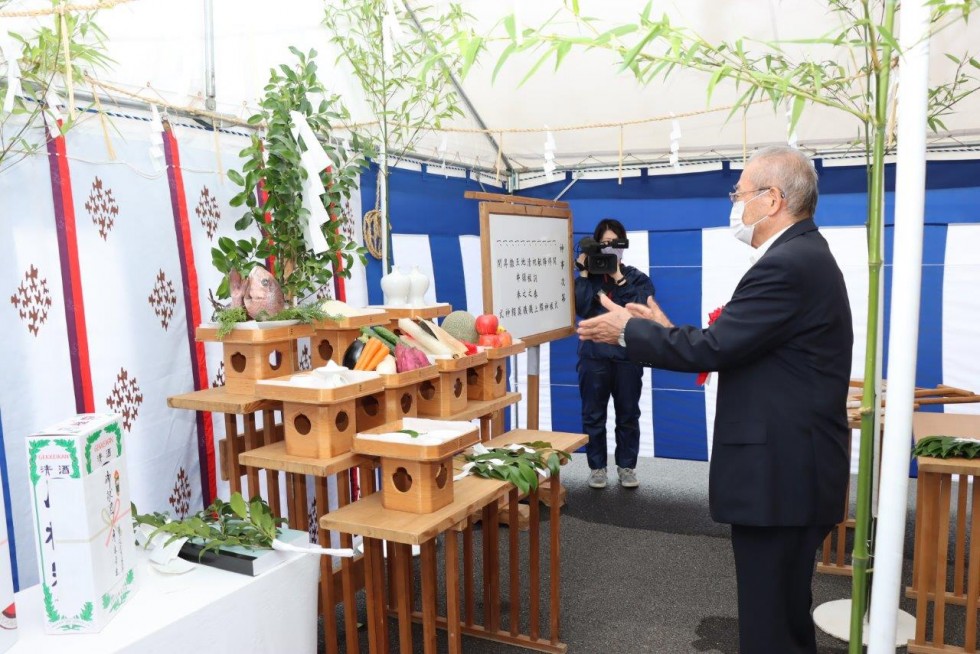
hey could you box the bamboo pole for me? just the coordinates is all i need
[849,2,898,650]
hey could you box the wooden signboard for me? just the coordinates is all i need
[474,193,575,347]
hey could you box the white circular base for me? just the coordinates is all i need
[813,599,915,647]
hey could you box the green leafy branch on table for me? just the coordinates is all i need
[212,304,336,339]
[913,435,980,459]
[464,441,569,495]
[133,493,286,558]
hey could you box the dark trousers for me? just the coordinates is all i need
[730,524,833,654]
[577,356,643,470]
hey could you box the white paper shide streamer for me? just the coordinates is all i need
[382,0,403,66]
[454,443,552,482]
[149,104,166,169]
[289,110,332,254]
[543,128,557,181]
[0,26,23,115]
[669,118,682,171]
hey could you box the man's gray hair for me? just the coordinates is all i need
[747,146,819,219]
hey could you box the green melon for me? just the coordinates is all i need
[441,310,478,343]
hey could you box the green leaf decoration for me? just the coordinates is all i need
[912,435,980,460]
[463,442,569,493]
[397,429,421,438]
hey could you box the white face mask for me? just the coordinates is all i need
[601,246,624,262]
[729,191,771,246]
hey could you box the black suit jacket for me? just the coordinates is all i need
[625,219,853,526]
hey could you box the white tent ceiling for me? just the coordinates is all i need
[5,0,980,178]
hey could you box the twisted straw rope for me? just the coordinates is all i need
[0,0,134,18]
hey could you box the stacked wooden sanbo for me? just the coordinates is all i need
[196,323,313,395]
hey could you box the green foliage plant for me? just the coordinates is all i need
[133,492,286,558]
[464,441,570,495]
[217,47,369,304]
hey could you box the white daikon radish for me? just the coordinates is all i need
[420,319,468,356]
[398,318,453,355]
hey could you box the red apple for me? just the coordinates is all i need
[475,314,499,336]
[478,334,500,348]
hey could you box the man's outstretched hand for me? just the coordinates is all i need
[625,297,674,328]
[577,293,631,345]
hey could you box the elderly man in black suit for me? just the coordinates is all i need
[578,145,853,654]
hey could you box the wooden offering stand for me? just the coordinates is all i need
[418,352,488,418]
[468,341,526,401]
[310,310,389,367]
[196,323,314,395]
[255,370,383,459]
[353,418,480,514]
[355,365,440,431]
[379,303,452,332]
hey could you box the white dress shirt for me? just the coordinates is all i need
[749,225,792,265]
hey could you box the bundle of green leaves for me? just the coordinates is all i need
[212,304,333,339]
[463,442,569,494]
[133,493,286,558]
[913,435,980,460]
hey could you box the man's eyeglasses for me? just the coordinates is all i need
[728,187,772,203]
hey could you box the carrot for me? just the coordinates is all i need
[355,338,381,370]
[364,339,390,371]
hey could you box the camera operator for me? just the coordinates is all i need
[574,218,655,489]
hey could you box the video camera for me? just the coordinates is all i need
[578,236,629,275]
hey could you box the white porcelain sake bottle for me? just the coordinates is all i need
[407,266,430,306]
[380,267,410,306]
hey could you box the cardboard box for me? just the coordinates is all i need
[27,414,137,634]
[0,466,17,651]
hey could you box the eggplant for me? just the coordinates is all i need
[342,339,365,369]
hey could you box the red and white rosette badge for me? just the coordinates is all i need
[696,305,725,386]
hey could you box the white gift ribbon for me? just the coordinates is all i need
[0,27,23,115]
[289,110,332,254]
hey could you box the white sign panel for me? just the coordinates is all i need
[483,211,574,343]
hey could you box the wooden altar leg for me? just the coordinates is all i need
[549,468,561,644]
[463,520,475,627]
[224,414,241,494]
[964,478,980,652]
[954,476,969,598]
[445,527,462,654]
[508,487,520,637]
[480,415,492,442]
[395,543,414,654]
[421,539,438,654]
[914,472,939,645]
[337,472,359,654]
[529,486,541,640]
[243,413,261,499]
[491,409,504,439]
[364,537,389,654]
[482,501,500,631]
[262,409,281,518]
[932,475,953,645]
[292,474,309,532]
[316,478,339,654]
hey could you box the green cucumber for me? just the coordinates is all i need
[372,325,401,347]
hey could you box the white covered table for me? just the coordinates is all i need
[10,546,320,653]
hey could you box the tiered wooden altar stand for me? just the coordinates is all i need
[380,303,452,332]
[905,412,980,653]
[817,382,980,577]
[321,428,587,654]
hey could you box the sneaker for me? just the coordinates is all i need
[617,467,639,489]
[588,468,607,489]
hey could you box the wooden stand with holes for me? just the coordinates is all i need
[469,341,526,401]
[417,352,488,419]
[356,365,440,431]
[323,429,587,654]
[310,311,390,368]
[254,371,384,459]
[354,419,480,514]
[196,324,314,395]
